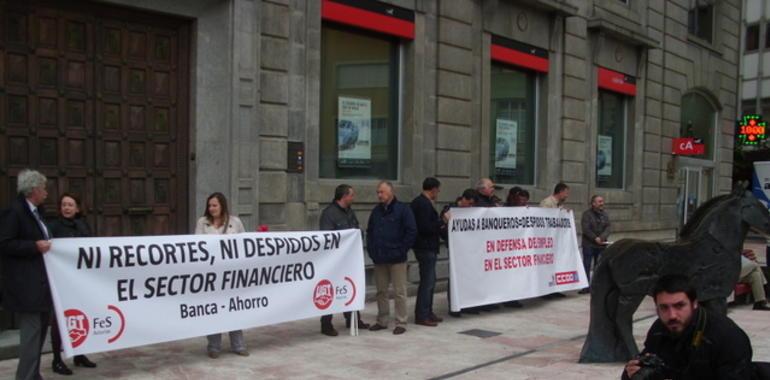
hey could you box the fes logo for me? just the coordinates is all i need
[313,279,335,310]
[63,305,126,349]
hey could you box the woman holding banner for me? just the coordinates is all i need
[47,193,97,375]
[196,192,250,358]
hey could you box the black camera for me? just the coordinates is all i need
[631,353,667,380]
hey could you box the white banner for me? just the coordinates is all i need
[448,207,587,311]
[44,229,365,357]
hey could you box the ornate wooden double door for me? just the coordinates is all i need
[1,0,190,236]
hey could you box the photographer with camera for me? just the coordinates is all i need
[622,274,755,380]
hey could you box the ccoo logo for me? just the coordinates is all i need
[313,279,335,310]
[554,271,580,285]
[64,309,89,348]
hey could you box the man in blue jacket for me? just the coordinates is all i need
[410,177,444,327]
[367,181,417,335]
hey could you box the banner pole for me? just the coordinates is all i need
[350,310,358,336]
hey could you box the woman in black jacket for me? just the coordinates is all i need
[47,193,97,375]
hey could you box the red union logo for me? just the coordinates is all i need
[555,271,579,285]
[313,280,335,310]
[64,309,89,348]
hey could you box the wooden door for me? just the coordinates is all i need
[0,0,190,236]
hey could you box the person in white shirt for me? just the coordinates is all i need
[195,192,249,358]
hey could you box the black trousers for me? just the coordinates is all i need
[16,311,49,380]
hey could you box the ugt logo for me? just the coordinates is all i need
[313,279,335,310]
[64,309,89,348]
[63,305,126,349]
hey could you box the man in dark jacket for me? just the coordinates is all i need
[622,274,755,380]
[318,184,370,336]
[0,169,52,380]
[411,177,443,326]
[579,195,610,293]
[367,181,417,335]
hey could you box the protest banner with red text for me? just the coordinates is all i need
[448,207,587,311]
[44,229,365,357]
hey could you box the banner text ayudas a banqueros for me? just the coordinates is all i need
[447,207,588,311]
[44,229,365,357]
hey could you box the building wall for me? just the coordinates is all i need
[97,0,741,291]
[740,0,770,111]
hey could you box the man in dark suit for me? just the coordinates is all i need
[0,169,52,380]
[318,184,370,336]
[410,177,444,326]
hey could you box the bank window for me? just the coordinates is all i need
[688,0,714,43]
[680,92,716,160]
[320,25,399,179]
[746,24,760,52]
[490,64,537,185]
[597,91,627,189]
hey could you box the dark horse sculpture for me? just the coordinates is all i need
[579,184,770,363]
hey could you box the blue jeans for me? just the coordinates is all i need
[414,249,437,320]
[582,246,604,284]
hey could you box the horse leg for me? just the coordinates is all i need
[614,294,645,360]
[580,264,627,363]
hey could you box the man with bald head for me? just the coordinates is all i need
[475,178,502,207]
[367,181,417,335]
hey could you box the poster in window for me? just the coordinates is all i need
[337,96,372,167]
[597,135,613,177]
[495,119,518,173]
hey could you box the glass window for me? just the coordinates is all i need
[766,24,770,48]
[320,25,399,179]
[597,91,626,189]
[490,64,537,185]
[760,98,770,116]
[746,24,760,52]
[680,92,716,160]
[687,2,713,43]
[742,99,757,115]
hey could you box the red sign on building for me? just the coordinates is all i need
[672,138,705,155]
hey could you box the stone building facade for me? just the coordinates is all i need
[0,0,741,293]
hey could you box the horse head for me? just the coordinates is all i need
[681,182,770,242]
[701,182,770,240]
[735,182,770,236]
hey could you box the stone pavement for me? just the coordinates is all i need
[0,288,768,380]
